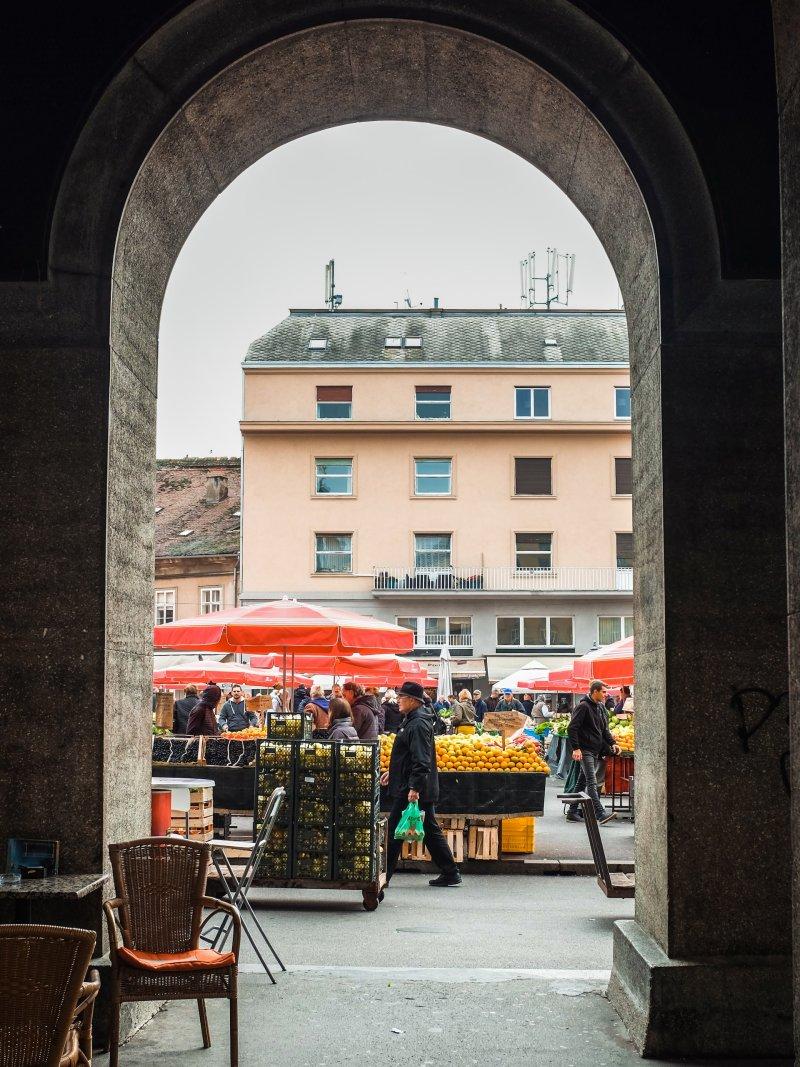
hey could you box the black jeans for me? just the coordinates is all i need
[568,751,607,819]
[386,795,458,880]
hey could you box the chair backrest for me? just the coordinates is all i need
[242,787,286,893]
[557,791,612,887]
[109,837,210,953]
[0,924,95,1067]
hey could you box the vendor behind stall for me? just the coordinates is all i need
[217,684,259,732]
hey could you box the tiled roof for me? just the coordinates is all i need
[244,308,628,365]
[155,459,240,558]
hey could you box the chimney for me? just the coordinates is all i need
[205,474,229,503]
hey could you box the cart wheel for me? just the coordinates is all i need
[362,891,379,911]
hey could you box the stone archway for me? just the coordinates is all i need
[22,3,791,1057]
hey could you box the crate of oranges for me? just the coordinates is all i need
[379,734,549,775]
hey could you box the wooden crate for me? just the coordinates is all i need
[154,690,173,730]
[401,828,465,864]
[440,816,466,830]
[467,825,499,861]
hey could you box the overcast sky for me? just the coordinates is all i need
[157,121,620,457]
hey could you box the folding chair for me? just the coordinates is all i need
[203,787,286,983]
[557,790,635,898]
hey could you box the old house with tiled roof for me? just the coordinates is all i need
[240,308,631,689]
[154,458,240,625]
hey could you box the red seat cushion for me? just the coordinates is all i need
[118,947,236,972]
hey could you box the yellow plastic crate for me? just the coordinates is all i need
[501,816,535,854]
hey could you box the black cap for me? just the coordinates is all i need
[397,680,426,701]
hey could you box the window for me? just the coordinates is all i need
[598,616,634,644]
[200,587,222,614]
[615,457,633,495]
[314,533,353,573]
[615,386,631,419]
[308,338,328,350]
[405,336,423,348]
[496,615,574,648]
[395,616,473,649]
[414,533,452,569]
[154,589,175,625]
[316,385,352,419]
[515,386,551,419]
[386,336,422,348]
[385,336,402,348]
[515,532,552,570]
[514,457,552,495]
[414,458,452,495]
[315,458,353,495]
[415,385,451,420]
[616,532,634,568]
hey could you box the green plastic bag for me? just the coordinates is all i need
[394,800,425,842]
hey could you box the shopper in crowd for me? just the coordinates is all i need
[565,680,621,825]
[365,686,385,731]
[187,684,222,736]
[331,683,343,699]
[450,689,477,731]
[382,689,403,733]
[172,684,198,734]
[342,681,380,740]
[614,685,634,717]
[529,695,551,726]
[485,688,501,713]
[217,684,258,732]
[326,696,360,741]
[271,687,291,712]
[496,688,526,714]
[472,690,487,722]
[293,683,310,711]
[306,685,331,736]
[521,692,535,718]
[605,692,616,712]
[381,680,461,889]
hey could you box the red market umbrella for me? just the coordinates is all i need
[250,652,426,678]
[572,636,635,687]
[152,660,312,689]
[153,598,414,656]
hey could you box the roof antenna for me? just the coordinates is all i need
[404,289,412,309]
[324,259,343,311]
[519,248,576,309]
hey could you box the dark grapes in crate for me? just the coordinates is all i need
[335,853,376,882]
[337,772,377,801]
[296,740,336,770]
[296,770,334,797]
[205,738,254,767]
[294,826,332,852]
[152,737,172,763]
[294,851,332,880]
[336,827,372,853]
[295,796,331,826]
[179,738,200,763]
[337,742,378,774]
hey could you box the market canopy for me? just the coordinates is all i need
[152,660,312,689]
[250,652,426,678]
[153,597,415,656]
[492,659,549,692]
[519,665,583,692]
[571,636,635,687]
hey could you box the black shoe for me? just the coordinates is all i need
[565,813,584,823]
[598,811,616,825]
[378,890,385,902]
[429,872,462,887]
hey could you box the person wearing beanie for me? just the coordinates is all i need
[186,684,222,736]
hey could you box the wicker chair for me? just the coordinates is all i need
[0,924,100,1067]
[104,838,241,1067]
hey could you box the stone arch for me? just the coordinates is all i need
[40,4,790,1058]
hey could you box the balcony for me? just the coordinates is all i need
[414,632,473,648]
[373,565,633,595]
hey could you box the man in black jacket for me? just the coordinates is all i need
[381,680,461,888]
[172,684,198,734]
[567,680,621,824]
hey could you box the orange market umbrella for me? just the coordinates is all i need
[152,660,311,689]
[571,636,635,687]
[519,665,583,692]
[250,652,426,678]
[153,598,414,656]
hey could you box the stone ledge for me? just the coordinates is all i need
[608,919,793,1059]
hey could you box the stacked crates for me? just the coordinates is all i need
[293,741,336,880]
[334,742,380,881]
[266,711,313,740]
[254,740,294,878]
[252,738,380,883]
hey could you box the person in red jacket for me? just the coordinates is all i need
[186,684,222,736]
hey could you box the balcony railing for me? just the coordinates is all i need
[416,632,473,648]
[373,565,633,593]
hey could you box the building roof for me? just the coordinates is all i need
[155,459,240,558]
[244,308,629,366]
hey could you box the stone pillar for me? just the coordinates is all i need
[608,283,793,1057]
[774,0,800,1054]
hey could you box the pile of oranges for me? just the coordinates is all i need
[219,727,267,740]
[379,734,549,775]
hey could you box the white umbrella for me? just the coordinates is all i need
[436,646,453,704]
[492,658,549,692]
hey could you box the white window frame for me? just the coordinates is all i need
[200,586,223,614]
[308,338,328,350]
[615,386,631,419]
[404,336,423,348]
[598,615,634,644]
[314,533,353,574]
[315,458,353,496]
[495,615,574,648]
[395,615,473,649]
[415,389,451,420]
[414,458,452,496]
[514,532,553,571]
[316,400,352,420]
[514,386,551,420]
[413,532,452,570]
[385,336,403,348]
[155,589,175,625]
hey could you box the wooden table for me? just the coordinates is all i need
[0,873,109,922]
